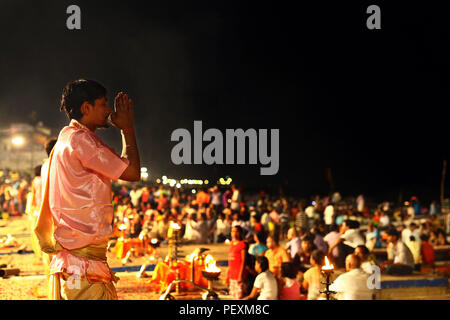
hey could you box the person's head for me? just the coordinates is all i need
[342,219,359,232]
[301,238,313,253]
[33,165,42,178]
[266,235,279,250]
[254,231,266,244]
[387,228,400,244]
[287,227,298,240]
[60,79,110,129]
[255,256,269,274]
[409,222,417,231]
[354,245,370,261]
[345,253,361,271]
[231,225,243,241]
[44,137,57,156]
[281,262,297,279]
[310,249,325,267]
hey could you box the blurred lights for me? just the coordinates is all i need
[12,136,25,147]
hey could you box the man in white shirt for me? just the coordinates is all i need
[401,223,421,245]
[241,256,278,300]
[381,228,414,275]
[330,254,374,300]
[129,186,143,208]
[328,220,364,268]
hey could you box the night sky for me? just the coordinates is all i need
[0,1,449,201]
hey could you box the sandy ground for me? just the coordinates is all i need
[0,216,231,300]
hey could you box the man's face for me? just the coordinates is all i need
[266,237,275,249]
[88,96,112,129]
[354,247,363,260]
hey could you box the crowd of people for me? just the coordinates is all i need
[1,163,449,300]
[107,182,449,300]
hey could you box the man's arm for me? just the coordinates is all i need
[241,286,260,300]
[110,92,141,181]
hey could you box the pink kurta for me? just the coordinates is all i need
[48,120,129,282]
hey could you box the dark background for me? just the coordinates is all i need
[0,1,448,202]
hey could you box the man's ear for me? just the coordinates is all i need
[80,101,92,116]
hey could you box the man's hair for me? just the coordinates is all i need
[60,79,107,120]
[344,219,360,229]
[256,256,269,272]
[255,230,266,243]
[44,137,57,156]
[356,245,370,256]
[311,249,325,266]
[281,262,297,279]
[387,228,399,238]
[34,165,42,177]
[233,225,244,240]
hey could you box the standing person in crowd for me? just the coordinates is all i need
[227,226,248,299]
[381,228,415,275]
[379,210,390,230]
[301,250,324,300]
[329,254,374,300]
[295,204,308,233]
[264,235,290,278]
[279,262,300,300]
[279,209,290,241]
[324,203,335,233]
[285,227,302,260]
[212,212,231,243]
[34,80,141,300]
[230,185,241,212]
[210,185,222,216]
[240,256,278,300]
[129,185,142,208]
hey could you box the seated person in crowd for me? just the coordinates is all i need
[354,245,376,275]
[330,254,374,300]
[293,236,314,273]
[381,228,415,275]
[279,262,301,300]
[328,220,365,269]
[264,235,290,278]
[301,250,325,300]
[248,231,268,257]
[285,227,302,260]
[241,256,278,300]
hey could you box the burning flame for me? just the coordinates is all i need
[151,238,158,244]
[204,254,221,273]
[186,251,199,262]
[322,256,334,271]
[118,224,127,231]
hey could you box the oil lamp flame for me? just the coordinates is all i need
[322,256,334,271]
[118,224,127,231]
[204,254,221,273]
[151,238,158,244]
